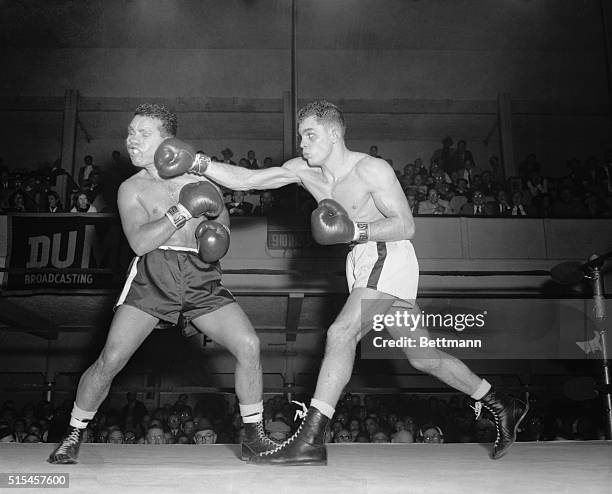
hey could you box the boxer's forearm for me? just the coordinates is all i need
[205,161,299,190]
[366,215,415,242]
[123,216,181,255]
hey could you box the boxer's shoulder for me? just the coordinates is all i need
[354,154,394,180]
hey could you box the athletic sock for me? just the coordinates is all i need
[470,379,492,401]
[239,401,263,424]
[310,398,335,419]
[69,402,96,429]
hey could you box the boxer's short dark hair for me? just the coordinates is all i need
[134,103,177,137]
[297,99,346,136]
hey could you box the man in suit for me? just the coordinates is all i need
[459,190,494,216]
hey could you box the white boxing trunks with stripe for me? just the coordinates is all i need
[346,239,419,301]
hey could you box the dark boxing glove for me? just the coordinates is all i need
[154,138,211,178]
[166,182,224,229]
[311,198,369,245]
[195,220,230,263]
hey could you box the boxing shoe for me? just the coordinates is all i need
[47,426,85,464]
[474,389,529,460]
[241,420,281,460]
[249,407,329,466]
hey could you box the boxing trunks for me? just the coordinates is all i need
[346,239,419,301]
[115,246,235,328]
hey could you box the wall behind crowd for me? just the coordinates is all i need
[0,0,608,175]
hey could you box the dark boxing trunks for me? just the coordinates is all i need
[115,246,235,327]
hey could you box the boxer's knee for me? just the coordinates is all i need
[95,347,130,378]
[234,332,261,364]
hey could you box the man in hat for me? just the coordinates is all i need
[221,148,237,166]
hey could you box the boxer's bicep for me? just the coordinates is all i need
[363,160,415,239]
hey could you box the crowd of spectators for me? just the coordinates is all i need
[2,140,611,218]
[0,390,605,446]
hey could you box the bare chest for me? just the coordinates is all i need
[301,170,373,218]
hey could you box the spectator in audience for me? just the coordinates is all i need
[7,191,30,212]
[408,173,428,201]
[419,188,452,215]
[459,190,493,216]
[45,191,64,213]
[253,190,277,216]
[552,186,588,217]
[262,157,275,169]
[122,392,148,432]
[457,158,480,190]
[432,136,455,174]
[371,431,390,443]
[246,150,259,169]
[479,171,497,199]
[406,190,419,216]
[526,169,548,202]
[220,148,237,166]
[391,430,414,443]
[193,427,217,445]
[70,192,97,213]
[238,158,250,169]
[490,189,512,217]
[489,155,505,183]
[518,153,542,179]
[583,190,611,217]
[77,155,100,187]
[450,140,475,175]
[107,429,124,444]
[419,425,444,444]
[509,191,535,217]
[333,429,352,443]
[369,145,381,158]
[226,190,254,216]
[145,426,167,445]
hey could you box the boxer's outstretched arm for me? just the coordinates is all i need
[358,158,415,242]
[204,158,302,191]
[117,181,176,255]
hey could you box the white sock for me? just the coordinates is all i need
[69,402,96,429]
[470,379,492,401]
[310,398,335,419]
[239,401,263,424]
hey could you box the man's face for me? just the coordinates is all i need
[146,427,166,445]
[194,429,216,444]
[428,189,439,203]
[168,414,179,429]
[126,115,167,168]
[182,420,195,435]
[334,429,352,443]
[421,427,443,443]
[299,116,334,167]
[107,430,124,444]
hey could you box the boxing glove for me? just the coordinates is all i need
[311,199,369,245]
[154,138,210,178]
[195,220,230,263]
[179,181,224,219]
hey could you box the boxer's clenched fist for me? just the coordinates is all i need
[154,138,210,178]
[195,220,230,263]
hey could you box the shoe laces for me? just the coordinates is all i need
[259,402,308,457]
[56,428,81,455]
[256,421,278,448]
[479,402,501,447]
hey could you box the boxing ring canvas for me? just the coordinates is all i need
[1,441,610,494]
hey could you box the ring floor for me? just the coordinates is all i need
[0,441,610,494]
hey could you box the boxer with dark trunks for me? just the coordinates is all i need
[154,100,528,465]
[47,104,277,464]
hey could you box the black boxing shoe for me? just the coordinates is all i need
[47,426,85,464]
[241,420,281,460]
[473,389,529,460]
[248,407,329,466]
